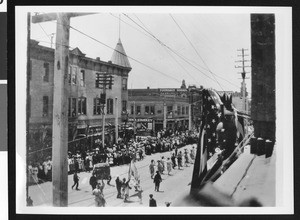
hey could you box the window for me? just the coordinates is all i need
[68,66,72,84]
[43,62,49,82]
[122,100,127,112]
[71,67,77,85]
[131,105,134,115]
[122,78,127,90]
[80,70,85,87]
[95,73,100,88]
[145,106,150,115]
[136,106,141,115]
[68,98,71,116]
[167,105,173,115]
[107,98,113,114]
[78,97,86,115]
[71,98,77,117]
[182,106,185,115]
[186,106,189,115]
[93,98,101,115]
[150,106,155,115]
[157,110,162,114]
[177,106,181,115]
[42,96,49,117]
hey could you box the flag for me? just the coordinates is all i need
[191,89,224,190]
[128,160,140,182]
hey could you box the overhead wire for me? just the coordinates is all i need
[170,14,225,91]
[54,18,181,84]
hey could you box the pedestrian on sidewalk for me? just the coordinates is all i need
[71,171,80,190]
[149,194,157,207]
[153,171,162,192]
[115,176,122,199]
[166,158,172,175]
[149,160,155,179]
[89,173,97,191]
[92,179,106,207]
[161,156,166,173]
[184,149,189,167]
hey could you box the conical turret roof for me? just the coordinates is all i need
[110,38,131,68]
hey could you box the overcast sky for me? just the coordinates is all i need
[30,11,252,93]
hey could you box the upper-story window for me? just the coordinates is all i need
[145,106,150,115]
[136,105,141,115]
[43,62,49,82]
[182,106,185,115]
[131,105,134,115]
[93,98,102,115]
[177,106,181,115]
[122,100,127,113]
[167,105,173,115]
[150,106,155,115]
[122,78,127,90]
[42,96,49,117]
[107,98,113,114]
[186,106,189,115]
[80,70,85,87]
[78,97,86,115]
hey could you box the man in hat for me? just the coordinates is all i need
[71,171,80,190]
[153,171,162,192]
[149,194,157,207]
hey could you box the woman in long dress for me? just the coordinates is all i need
[149,160,155,179]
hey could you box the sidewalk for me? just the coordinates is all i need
[213,144,276,206]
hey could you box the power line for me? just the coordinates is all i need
[170,14,224,91]
[54,20,181,83]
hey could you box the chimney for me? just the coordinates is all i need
[147,86,150,89]
[96,57,100,61]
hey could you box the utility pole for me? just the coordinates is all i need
[26,12,31,205]
[115,97,118,143]
[96,73,114,149]
[31,12,95,207]
[235,48,250,114]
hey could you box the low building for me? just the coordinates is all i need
[28,38,131,155]
[128,87,192,136]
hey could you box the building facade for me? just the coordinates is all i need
[28,38,131,155]
[128,88,192,136]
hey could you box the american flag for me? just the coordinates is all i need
[191,89,224,190]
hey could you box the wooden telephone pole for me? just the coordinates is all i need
[31,12,95,207]
[235,48,250,114]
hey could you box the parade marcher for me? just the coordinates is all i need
[190,147,195,162]
[115,176,122,199]
[171,153,177,169]
[92,179,106,207]
[71,171,80,190]
[136,184,143,204]
[153,171,162,192]
[157,160,164,174]
[121,178,131,202]
[166,158,172,175]
[149,160,155,179]
[177,151,183,170]
[161,156,166,173]
[149,194,157,207]
[89,173,97,191]
[184,149,189,167]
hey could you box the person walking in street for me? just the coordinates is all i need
[149,194,157,207]
[92,179,106,207]
[177,151,183,170]
[71,171,80,190]
[149,160,155,179]
[166,158,172,175]
[171,153,177,169]
[157,160,164,174]
[121,178,131,202]
[89,173,97,191]
[115,176,122,199]
[153,171,162,192]
[184,149,189,167]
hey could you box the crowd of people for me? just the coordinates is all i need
[28,130,198,185]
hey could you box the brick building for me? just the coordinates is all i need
[28,38,131,155]
[128,87,192,136]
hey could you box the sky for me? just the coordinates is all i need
[30,10,252,93]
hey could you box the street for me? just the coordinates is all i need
[28,144,196,207]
